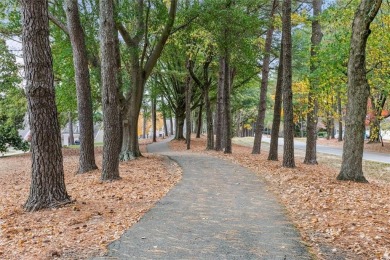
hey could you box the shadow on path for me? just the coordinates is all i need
[94,139,312,259]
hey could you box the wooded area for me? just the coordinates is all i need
[0,0,389,257]
[1,0,388,207]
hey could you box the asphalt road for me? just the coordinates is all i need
[241,137,390,165]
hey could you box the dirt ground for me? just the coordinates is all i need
[170,136,390,260]
[0,140,182,259]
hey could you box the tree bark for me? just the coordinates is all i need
[205,86,214,150]
[175,111,185,140]
[215,56,225,151]
[252,0,277,154]
[68,111,75,145]
[162,97,169,137]
[65,0,98,173]
[142,106,147,138]
[152,97,157,142]
[282,0,295,168]
[21,0,71,211]
[169,110,174,136]
[196,103,203,138]
[337,0,382,182]
[223,53,232,154]
[185,74,192,149]
[304,0,323,164]
[99,0,121,181]
[268,46,284,161]
[338,91,343,141]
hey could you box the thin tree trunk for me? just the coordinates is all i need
[68,111,75,145]
[223,53,232,154]
[152,97,157,142]
[338,91,343,141]
[252,0,277,154]
[236,111,241,137]
[162,97,169,137]
[169,110,174,136]
[115,26,124,157]
[331,117,335,139]
[304,0,322,164]
[282,0,295,168]
[205,85,214,150]
[65,0,98,173]
[196,103,203,138]
[215,56,224,151]
[185,74,191,149]
[100,0,121,180]
[21,0,71,211]
[142,106,147,139]
[337,0,382,182]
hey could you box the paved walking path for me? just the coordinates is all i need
[94,140,312,259]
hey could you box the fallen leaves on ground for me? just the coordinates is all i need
[0,140,182,259]
[170,136,390,260]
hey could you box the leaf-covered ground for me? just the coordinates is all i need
[0,140,182,259]
[170,137,390,260]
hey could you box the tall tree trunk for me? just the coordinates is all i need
[252,0,277,154]
[99,0,121,180]
[185,74,191,149]
[337,91,343,141]
[169,110,174,136]
[205,85,214,150]
[326,113,331,140]
[162,97,169,137]
[337,0,382,182]
[175,111,185,140]
[115,26,124,157]
[21,0,71,211]
[223,53,232,154]
[152,97,157,142]
[304,0,322,164]
[215,56,224,151]
[331,117,335,139]
[121,116,130,153]
[65,0,98,173]
[142,106,147,139]
[282,0,295,168]
[68,111,75,145]
[236,111,241,137]
[196,103,203,138]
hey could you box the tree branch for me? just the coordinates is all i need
[116,22,136,47]
[144,0,178,79]
[170,15,199,35]
[48,13,69,35]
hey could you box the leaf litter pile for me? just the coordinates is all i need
[170,137,390,260]
[0,140,181,259]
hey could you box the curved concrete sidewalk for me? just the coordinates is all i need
[94,140,312,259]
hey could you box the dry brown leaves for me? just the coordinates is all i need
[170,136,390,260]
[0,140,181,259]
